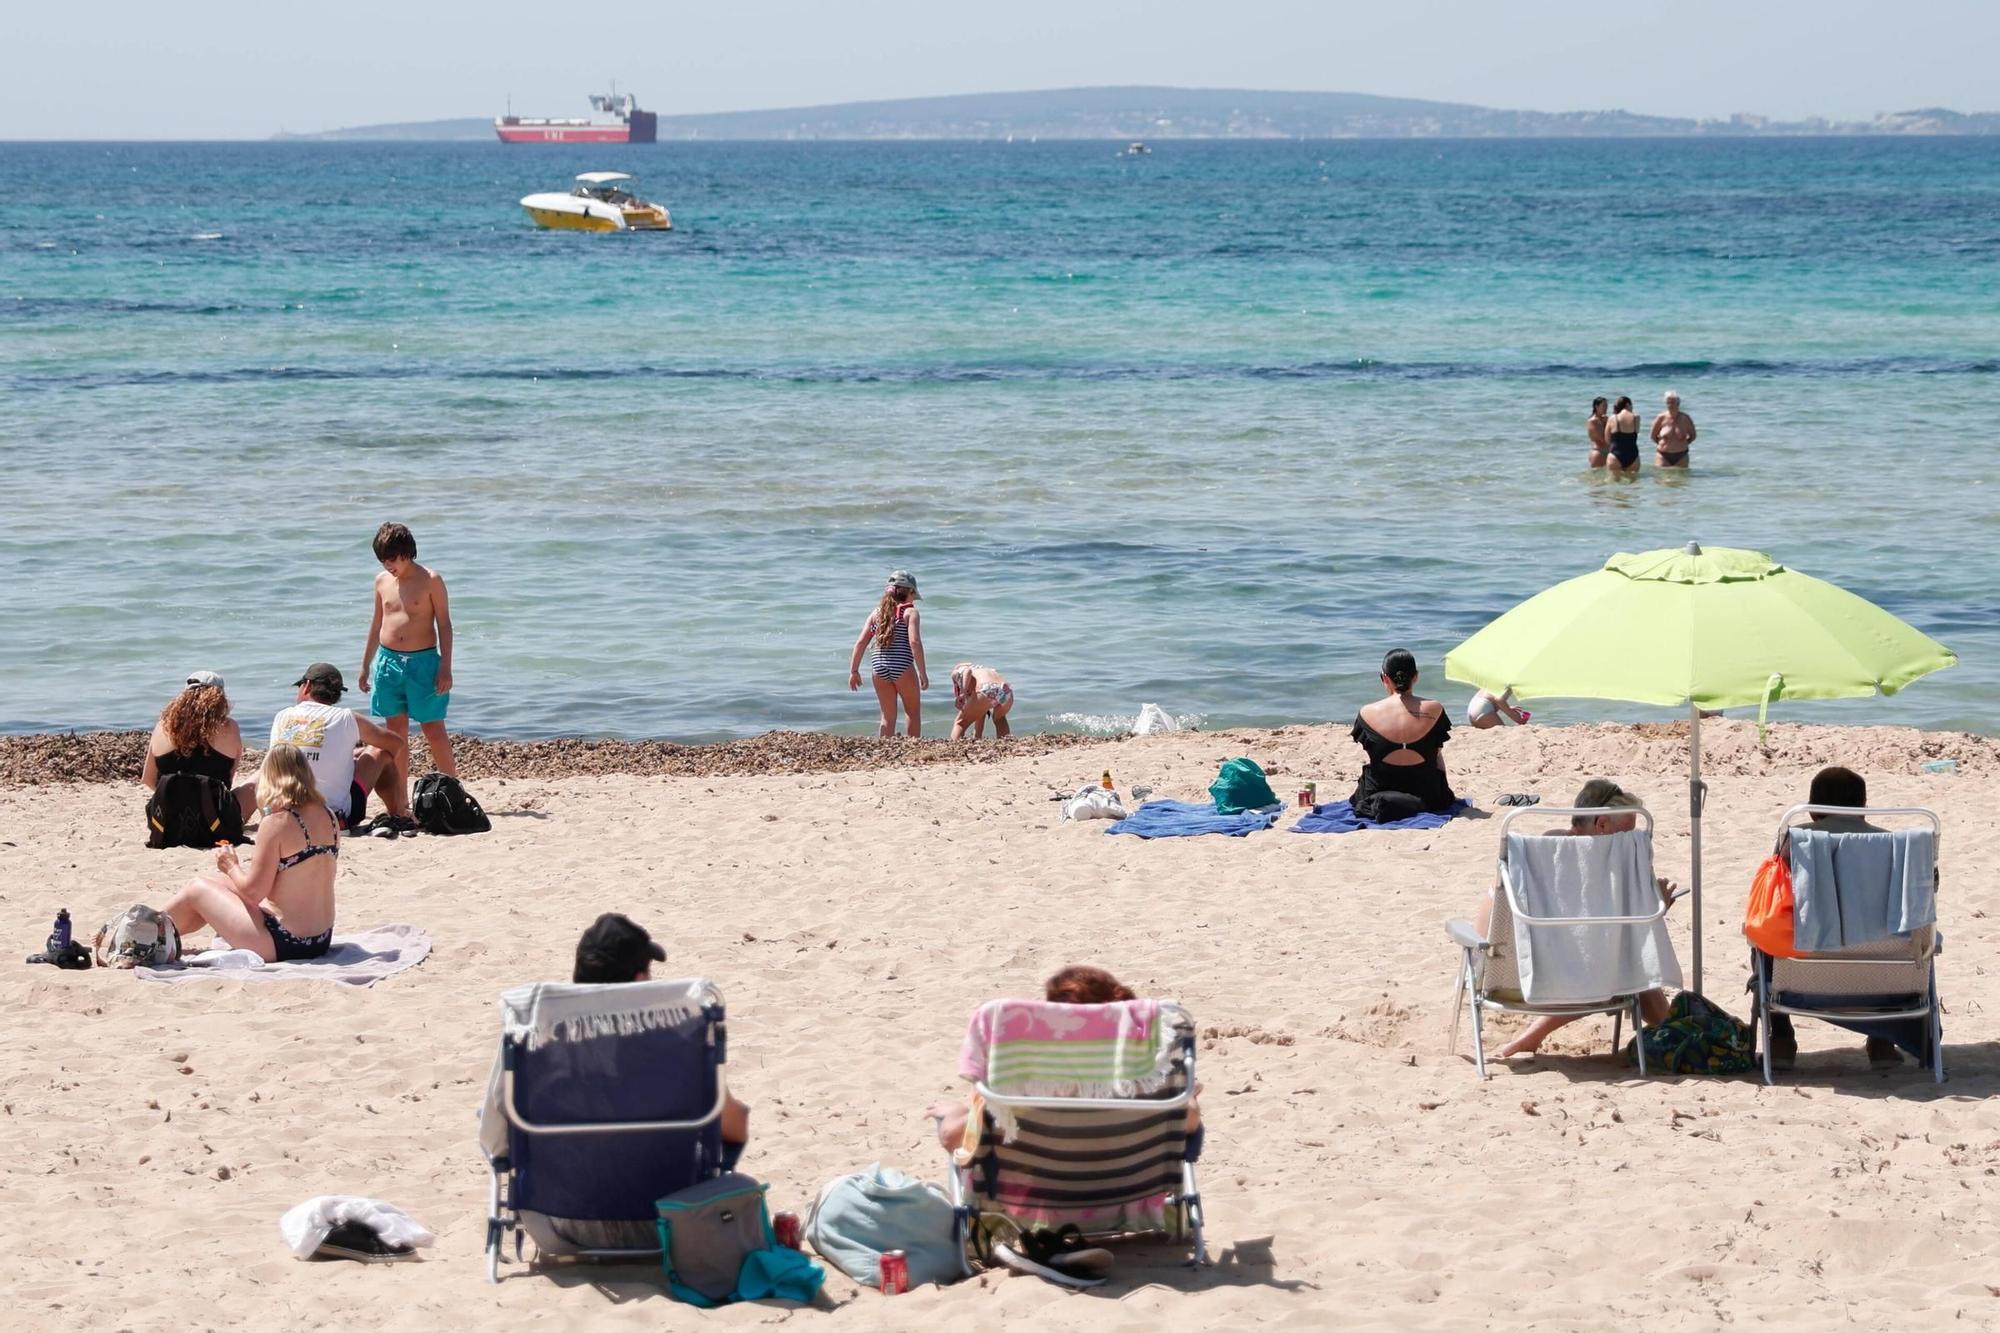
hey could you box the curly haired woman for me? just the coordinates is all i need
[142,670,245,792]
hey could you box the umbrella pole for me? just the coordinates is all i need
[1688,699,1704,992]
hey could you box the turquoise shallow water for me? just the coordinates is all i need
[2,138,1997,738]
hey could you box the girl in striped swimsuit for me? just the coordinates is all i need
[848,569,929,736]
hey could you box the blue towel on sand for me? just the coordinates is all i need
[1292,799,1471,834]
[1106,799,1284,839]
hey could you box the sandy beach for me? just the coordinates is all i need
[4,718,1999,1330]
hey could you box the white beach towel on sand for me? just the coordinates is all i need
[1505,831,1681,1002]
[135,924,431,986]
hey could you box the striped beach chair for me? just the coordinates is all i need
[937,998,1209,1270]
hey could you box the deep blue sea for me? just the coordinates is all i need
[2,138,1997,739]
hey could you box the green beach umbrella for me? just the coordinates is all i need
[1444,542,1956,990]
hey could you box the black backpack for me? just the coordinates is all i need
[146,773,246,850]
[412,773,491,835]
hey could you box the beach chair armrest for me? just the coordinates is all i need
[1445,919,1489,951]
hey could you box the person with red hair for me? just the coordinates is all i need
[928,965,1201,1151]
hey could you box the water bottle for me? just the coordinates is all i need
[51,908,71,950]
[1920,759,1958,775]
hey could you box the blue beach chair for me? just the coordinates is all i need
[479,978,731,1282]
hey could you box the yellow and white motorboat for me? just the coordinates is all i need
[520,172,672,232]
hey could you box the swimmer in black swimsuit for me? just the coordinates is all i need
[1606,395,1642,473]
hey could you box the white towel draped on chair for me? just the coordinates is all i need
[1505,829,1682,1003]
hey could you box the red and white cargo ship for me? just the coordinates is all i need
[495,91,658,144]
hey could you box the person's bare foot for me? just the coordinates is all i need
[1494,1037,1541,1059]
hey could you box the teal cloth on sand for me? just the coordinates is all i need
[1209,757,1278,814]
[734,1246,826,1303]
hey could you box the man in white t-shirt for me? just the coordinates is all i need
[264,663,410,831]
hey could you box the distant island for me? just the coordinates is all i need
[275,85,2000,142]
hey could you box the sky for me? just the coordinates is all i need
[8,0,1996,139]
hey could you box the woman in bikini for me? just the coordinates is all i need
[948,662,1014,740]
[1584,397,1610,469]
[847,569,928,737]
[161,744,338,962]
[1348,649,1457,815]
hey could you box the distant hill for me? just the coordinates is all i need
[274,86,2000,142]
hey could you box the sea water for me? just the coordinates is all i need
[2,138,1996,739]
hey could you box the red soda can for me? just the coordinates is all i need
[878,1250,909,1295]
[773,1211,803,1250]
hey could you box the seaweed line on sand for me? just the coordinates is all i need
[0,728,1118,787]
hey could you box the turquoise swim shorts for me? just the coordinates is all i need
[370,645,449,724]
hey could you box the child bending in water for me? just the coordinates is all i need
[949,662,1014,740]
[848,569,927,736]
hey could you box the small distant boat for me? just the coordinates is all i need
[519,172,672,233]
[1124,141,1152,156]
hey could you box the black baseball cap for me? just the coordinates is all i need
[574,913,666,984]
[293,662,346,697]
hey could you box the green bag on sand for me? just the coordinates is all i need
[1209,757,1279,814]
[1626,992,1756,1075]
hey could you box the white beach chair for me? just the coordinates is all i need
[1445,806,1680,1079]
[1750,805,1944,1086]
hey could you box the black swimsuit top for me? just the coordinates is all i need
[1350,709,1458,812]
[1352,712,1452,765]
[154,743,236,786]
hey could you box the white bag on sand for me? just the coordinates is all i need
[1062,786,1127,822]
[1133,703,1178,736]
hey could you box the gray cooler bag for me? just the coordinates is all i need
[655,1172,772,1306]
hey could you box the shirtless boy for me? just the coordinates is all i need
[359,523,456,808]
[1651,390,1697,467]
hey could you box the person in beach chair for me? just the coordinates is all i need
[479,915,746,1279]
[928,965,1208,1287]
[1446,780,1684,1077]
[1751,767,1944,1084]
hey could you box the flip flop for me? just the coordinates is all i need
[1496,793,1541,807]
[992,1240,1106,1289]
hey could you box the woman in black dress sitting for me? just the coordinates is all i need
[1349,649,1456,817]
